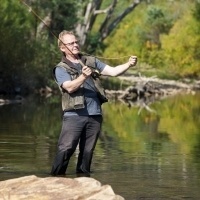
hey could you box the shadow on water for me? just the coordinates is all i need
[0,93,200,199]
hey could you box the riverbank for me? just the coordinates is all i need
[0,75,199,106]
[105,74,200,101]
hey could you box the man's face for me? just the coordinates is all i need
[60,34,80,56]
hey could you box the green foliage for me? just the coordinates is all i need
[0,1,36,93]
[161,6,200,78]
[192,1,200,22]
[84,32,105,54]
[49,0,78,34]
[101,0,200,79]
[142,5,173,47]
[0,0,79,94]
[30,0,78,34]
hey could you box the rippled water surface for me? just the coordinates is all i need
[1,93,200,199]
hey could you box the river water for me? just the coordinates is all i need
[0,93,200,199]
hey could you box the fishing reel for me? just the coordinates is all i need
[91,69,101,79]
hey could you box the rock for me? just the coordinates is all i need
[0,175,124,200]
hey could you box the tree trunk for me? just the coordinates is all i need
[75,0,144,47]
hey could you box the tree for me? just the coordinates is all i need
[28,0,145,51]
[161,3,200,78]
[75,0,145,50]
[0,0,37,93]
[23,0,79,39]
[137,5,173,50]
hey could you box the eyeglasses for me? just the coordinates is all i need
[64,40,79,47]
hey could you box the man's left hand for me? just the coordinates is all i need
[129,56,137,67]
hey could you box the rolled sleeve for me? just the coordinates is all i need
[55,67,71,86]
[95,58,106,73]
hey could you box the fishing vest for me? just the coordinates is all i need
[53,55,108,111]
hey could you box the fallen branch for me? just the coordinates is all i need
[105,73,199,113]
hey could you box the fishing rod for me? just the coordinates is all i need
[19,0,88,69]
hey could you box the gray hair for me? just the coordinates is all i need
[57,30,75,48]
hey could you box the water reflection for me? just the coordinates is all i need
[0,93,200,199]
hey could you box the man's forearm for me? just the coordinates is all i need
[112,62,130,76]
[101,62,130,77]
[62,74,87,93]
[101,56,137,77]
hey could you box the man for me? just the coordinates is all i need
[51,30,137,176]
